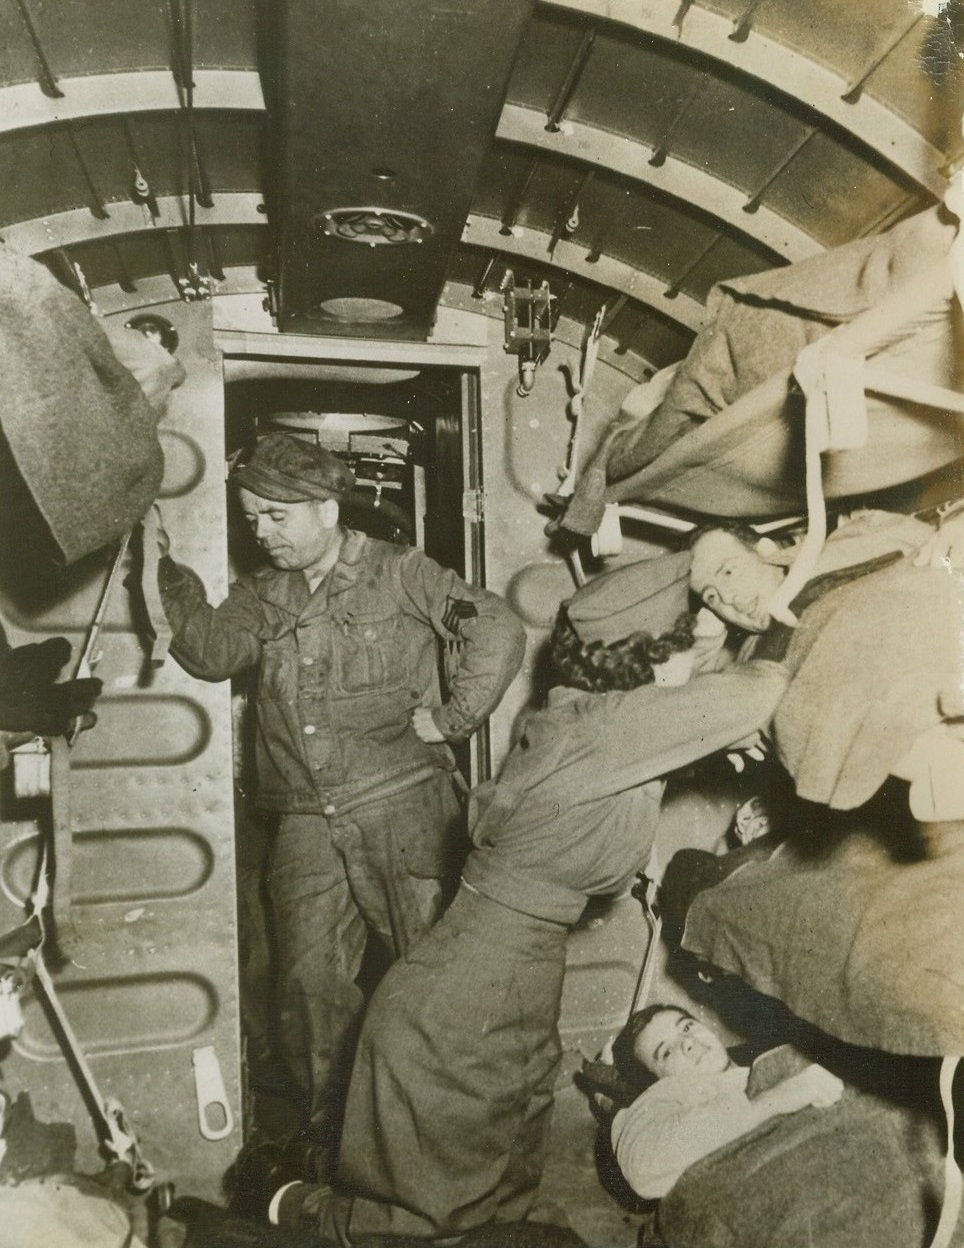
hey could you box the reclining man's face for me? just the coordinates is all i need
[690,530,785,633]
[636,1010,732,1080]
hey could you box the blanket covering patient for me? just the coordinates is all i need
[610,1004,945,1248]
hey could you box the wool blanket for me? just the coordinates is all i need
[0,246,174,562]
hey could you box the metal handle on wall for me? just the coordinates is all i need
[192,1045,234,1142]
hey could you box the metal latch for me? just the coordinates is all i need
[462,489,485,524]
[192,1045,234,1142]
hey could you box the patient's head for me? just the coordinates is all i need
[552,551,696,693]
[613,1005,732,1091]
[690,526,785,633]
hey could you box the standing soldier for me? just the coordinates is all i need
[156,433,525,1160]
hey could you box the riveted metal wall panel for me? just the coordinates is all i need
[0,300,241,1200]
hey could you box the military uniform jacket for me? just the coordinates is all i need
[462,661,787,926]
[158,529,525,815]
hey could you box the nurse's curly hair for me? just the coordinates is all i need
[548,603,697,693]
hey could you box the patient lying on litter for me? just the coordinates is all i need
[609,1004,842,1201]
[661,510,964,1049]
[686,509,964,818]
[688,505,963,636]
[607,1005,945,1248]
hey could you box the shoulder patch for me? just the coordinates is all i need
[442,596,479,635]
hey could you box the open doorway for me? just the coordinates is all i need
[223,357,488,777]
[220,351,488,1139]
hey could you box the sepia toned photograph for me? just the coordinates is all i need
[0,2,963,1245]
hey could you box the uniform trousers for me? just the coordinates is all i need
[267,770,463,1135]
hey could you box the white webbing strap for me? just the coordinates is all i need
[74,532,132,684]
[767,251,959,628]
[928,1055,962,1248]
[138,507,172,667]
[557,305,604,499]
[764,373,835,626]
[631,872,663,1015]
[47,735,75,944]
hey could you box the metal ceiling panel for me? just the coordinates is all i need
[707,0,919,90]
[7,191,261,260]
[604,301,694,368]
[126,112,266,198]
[472,144,707,289]
[9,0,173,79]
[275,0,536,341]
[555,30,707,147]
[550,0,951,195]
[190,112,266,190]
[708,0,964,149]
[677,228,780,303]
[496,103,820,261]
[570,174,718,280]
[0,126,93,224]
[57,116,149,210]
[869,24,964,152]
[51,230,174,288]
[121,114,197,202]
[188,0,261,71]
[549,23,922,228]
[502,157,583,237]
[469,137,778,313]
[765,131,920,246]
[206,221,269,270]
[49,219,268,298]
[0,70,264,139]
[0,111,265,232]
[0,0,41,86]
[0,0,260,85]
[82,226,252,293]
[504,9,592,114]
[468,146,537,222]
[654,74,811,196]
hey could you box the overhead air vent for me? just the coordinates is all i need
[315,208,433,247]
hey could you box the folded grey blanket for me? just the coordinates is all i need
[0,246,167,562]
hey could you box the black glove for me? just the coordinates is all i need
[0,637,102,737]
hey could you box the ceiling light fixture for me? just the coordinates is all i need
[309,297,405,322]
[314,207,433,247]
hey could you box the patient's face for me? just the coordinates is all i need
[636,1009,731,1080]
[690,530,785,633]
